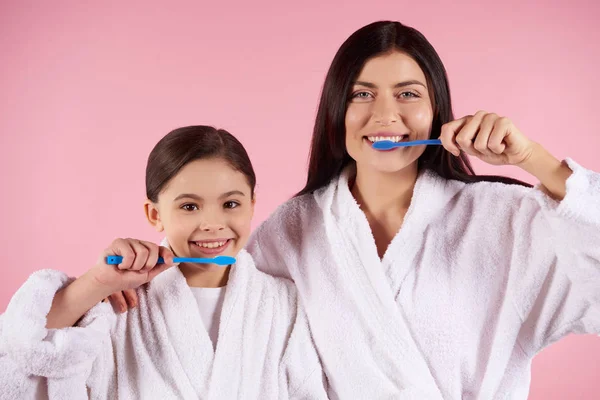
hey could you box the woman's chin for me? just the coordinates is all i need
[359,158,419,175]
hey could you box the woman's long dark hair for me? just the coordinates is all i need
[297,21,530,196]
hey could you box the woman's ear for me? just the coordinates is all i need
[144,200,164,232]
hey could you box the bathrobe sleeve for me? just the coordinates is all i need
[279,304,329,399]
[247,229,292,280]
[0,269,115,399]
[511,159,600,353]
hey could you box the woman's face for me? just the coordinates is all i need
[345,50,434,174]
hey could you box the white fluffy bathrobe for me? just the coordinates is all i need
[247,159,600,399]
[0,249,327,399]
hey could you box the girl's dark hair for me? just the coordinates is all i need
[146,125,256,202]
[297,20,530,196]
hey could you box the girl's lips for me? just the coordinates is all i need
[189,239,232,256]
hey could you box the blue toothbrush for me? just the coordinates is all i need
[106,255,236,266]
[372,139,442,150]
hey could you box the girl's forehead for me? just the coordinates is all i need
[162,159,251,198]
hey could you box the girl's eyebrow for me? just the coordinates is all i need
[219,190,246,199]
[173,190,246,202]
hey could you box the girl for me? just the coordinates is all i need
[0,126,329,399]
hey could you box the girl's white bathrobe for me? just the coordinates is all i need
[0,249,327,399]
[247,159,600,399]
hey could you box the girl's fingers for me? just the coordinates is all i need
[139,241,160,272]
[106,238,135,270]
[122,289,138,308]
[108,291,128,313]
[129,239,150,271]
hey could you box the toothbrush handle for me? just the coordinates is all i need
[409,139,442,145]
[106,255,163,265]
[105,255,236,266]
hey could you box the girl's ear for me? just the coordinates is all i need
[250,192,256,217]
[144,200,164,232]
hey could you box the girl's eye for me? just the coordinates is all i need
[181,204,199,211]
[224,201,240,209]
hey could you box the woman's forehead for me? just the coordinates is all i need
[356,51,427,85]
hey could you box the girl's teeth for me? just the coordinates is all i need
[195,241,226,248]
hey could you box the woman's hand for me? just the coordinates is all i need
[440,110,572,199]
[440,111,535,166]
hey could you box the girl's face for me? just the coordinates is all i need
[146,157,254,270]
[345,50,434,174]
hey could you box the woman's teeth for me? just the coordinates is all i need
[367,136,406,143]
[194,241,227,248]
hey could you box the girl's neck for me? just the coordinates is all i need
[178,264,231,288]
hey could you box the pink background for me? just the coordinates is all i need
[1,0,599,397]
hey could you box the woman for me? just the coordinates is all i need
[245,21,600,399]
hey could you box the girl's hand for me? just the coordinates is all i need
[87,238,174,311]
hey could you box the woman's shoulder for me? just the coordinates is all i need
[414,169,547,227]
[237,249,299,311]
[420,165,536,202]
[239,249,296,290]
[437,172,546,220]
[253,269,298,304]
[252,192,323,243]
[265,193,320,224]
[461,176,534,199]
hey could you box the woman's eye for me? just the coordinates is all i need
[399,91,419,99]
[352,91,372,99]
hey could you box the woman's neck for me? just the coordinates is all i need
[350,163,419,259]
[351,163,419,216]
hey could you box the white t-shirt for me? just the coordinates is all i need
[189,286,227,349]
